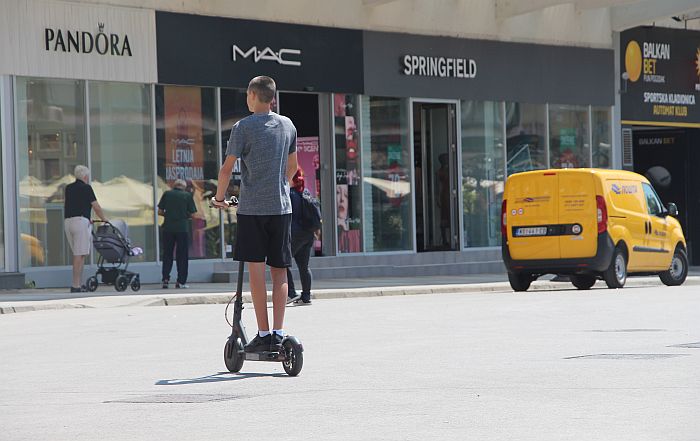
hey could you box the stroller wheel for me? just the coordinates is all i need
[115,275,129,292]
[130,276,141,292]
[86,277,98,292]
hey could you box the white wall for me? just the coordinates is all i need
[66,0,615,48]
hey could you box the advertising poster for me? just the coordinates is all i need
[621,27,700,127]
[164,86,205,184]
[163,86,208,257]
[297,136,320,198]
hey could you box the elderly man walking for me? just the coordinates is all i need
[64,165,108,293]
[158,179,197,289]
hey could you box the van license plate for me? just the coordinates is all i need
[515,227,548,237]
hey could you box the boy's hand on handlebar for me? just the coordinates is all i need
[210,196,238,209]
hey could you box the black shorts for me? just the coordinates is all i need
[233,214,292,268]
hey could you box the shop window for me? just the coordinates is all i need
[334,94,363,253]
[506,102,547,175]
[155,85,220,259]
[460,100,505,248]
[549,104,590,169]
[89,82,155,262]
[219,87,250,258]
[360,97,412,252]
[592,106,612,168]
[16,77,87,267]
[0,101,3,270]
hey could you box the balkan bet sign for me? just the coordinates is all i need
[621,26,700,127]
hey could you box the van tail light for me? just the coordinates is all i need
[501,199,507,238]
[596,195,608,234]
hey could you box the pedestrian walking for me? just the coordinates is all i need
[212,75,298,353]
[158,178,197,289]
[64,165,108,293]
[287,167,321,306]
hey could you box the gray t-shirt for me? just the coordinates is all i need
[225,112,297,215]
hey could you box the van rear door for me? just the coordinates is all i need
[558,171,597,259]
[507,172,560,260]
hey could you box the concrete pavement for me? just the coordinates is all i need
[1,271,699,314]
[1,284,698,441]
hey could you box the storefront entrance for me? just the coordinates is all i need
[413,102,459,251]
[278,92,323,254]
[632,128,700,264]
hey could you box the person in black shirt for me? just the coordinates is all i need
[64,165,107,293]
[286,168,315,306]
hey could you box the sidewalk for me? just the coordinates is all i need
[1,270,699,315]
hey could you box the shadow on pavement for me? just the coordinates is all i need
[156,371,287,385]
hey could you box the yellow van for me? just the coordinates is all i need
[501,168,687,291]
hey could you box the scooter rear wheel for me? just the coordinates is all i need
[224,337,244,373]
[282,339,303,376]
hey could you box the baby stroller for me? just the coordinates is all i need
[86,220,141,292]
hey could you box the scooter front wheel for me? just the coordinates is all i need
[282,337,304,376]
[224,337,244,373]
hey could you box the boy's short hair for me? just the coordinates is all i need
[248,76,276,103]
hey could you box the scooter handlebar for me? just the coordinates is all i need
[210,196,238,208]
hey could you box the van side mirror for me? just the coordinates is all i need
[667,203,678,217]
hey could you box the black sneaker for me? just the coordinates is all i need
[70,286,86,293]
[244,334,272,353]
[286,293,301,304]
[162,279,169,289]
[271,333,284,352]
[293,299,312,306]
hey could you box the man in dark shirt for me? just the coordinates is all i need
[158,179,197,289]
[64,165,107,293]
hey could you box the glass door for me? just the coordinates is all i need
[413,102,458,251]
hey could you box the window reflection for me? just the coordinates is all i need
[592,107,612,168]
[460,100,504,248]
[16,77,87,267]
[90,81,155,261]
[506,102,547,175]
[361,97,412,252]
[549,104,590,169]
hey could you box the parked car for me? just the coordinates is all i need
[501,168,688,291]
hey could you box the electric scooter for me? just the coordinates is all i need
[216,197,304,376]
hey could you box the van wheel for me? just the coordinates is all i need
[508,272,532,292]
[570,274,596,290]
[603,246,627,289]
[659,247,688,286]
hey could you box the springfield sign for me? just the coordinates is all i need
[621,27,700,127]
[402,54,477,79]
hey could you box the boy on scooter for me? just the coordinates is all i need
[212,76,298,353]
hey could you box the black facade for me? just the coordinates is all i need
[363,31,614,105]
[156,11,364,93]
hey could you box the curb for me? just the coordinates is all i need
[1,277,698,315]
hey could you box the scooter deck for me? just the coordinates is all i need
[243,351,286,362]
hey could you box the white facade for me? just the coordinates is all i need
[69,0,616,48]
[0,0,157,83]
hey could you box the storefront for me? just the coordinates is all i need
[620,26,700,264]
[0,3,616,287]
[361,32,614,254]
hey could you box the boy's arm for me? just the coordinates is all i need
[286,151,298,183]
[214,155,237,206]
